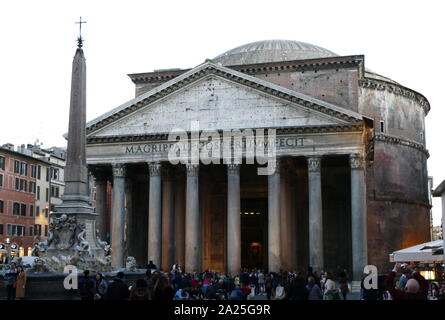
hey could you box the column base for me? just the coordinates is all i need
[351,280,362,293]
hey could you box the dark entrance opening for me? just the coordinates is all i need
[241,198,268,270]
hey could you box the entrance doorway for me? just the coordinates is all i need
[241,198,267,270]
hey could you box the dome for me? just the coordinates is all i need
[213,40,338,66]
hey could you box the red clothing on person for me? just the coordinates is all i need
[190,279,199,287]
[385,271,428,300]
[241,285,251,296]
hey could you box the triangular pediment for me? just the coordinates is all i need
[86,63,362,139]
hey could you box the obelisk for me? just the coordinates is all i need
[50,30,104,258]
[60,40,90,206]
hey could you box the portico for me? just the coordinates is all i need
[85,62,370,279]
[88,142,368,277]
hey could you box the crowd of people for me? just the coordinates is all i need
[76,262,445,301]
[76,263,351,301]
[2,260,445,300]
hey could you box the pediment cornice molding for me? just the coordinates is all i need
[87,63,363,137]
[87,123,363,145]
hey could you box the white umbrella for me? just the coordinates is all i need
[389,240,443,262]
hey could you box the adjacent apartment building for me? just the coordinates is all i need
[0,143,66,261]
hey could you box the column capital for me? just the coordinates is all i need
[186,163,199,176]
[307,156,321,172]
[112,163,126,178]
[227,163,240,175]
[148,162,162,177]
[349,154,364,169]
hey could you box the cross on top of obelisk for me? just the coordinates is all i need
[75,16,87,48]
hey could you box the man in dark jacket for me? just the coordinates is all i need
[107,272,130,300]
[385,263,428,300]
[5,263,18,300]
[146,260,157,271]
[78,270,95,300]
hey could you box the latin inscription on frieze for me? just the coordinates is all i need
[124,137,305,155]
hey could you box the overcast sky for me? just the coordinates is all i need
[0,0,443,225]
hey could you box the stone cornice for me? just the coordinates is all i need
[374,133,429,158]
[359,78,430,115]
[87,64,363,137]
[230,55,364,76]
[128,69,189,84]
[128,55,364,84]
[87,124,363,145]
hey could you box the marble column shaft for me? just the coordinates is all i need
[111,164,126,269]
[307,156,323,272]
[174,172,186,269]
[148,162,162,268]
[268,160,281,272]
[350,154,368,281]
[94,173,108,240]
[227,164,241,276]
[289,171,297,270]
[125,178,134,258]
[162,168,175,271]
[279,162,292,271]
[185,164,200,273]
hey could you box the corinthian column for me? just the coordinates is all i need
[93,168,108,241]
[161,167,175,271]
[350,154,368,281]
[227,164,241,276]
[185,163,200,273]
[307,156,323,273]
[111,164,126,268]
[174,170,186,269]
[148,162,162,269]
[268,159,281,272]
[280,160,292,271]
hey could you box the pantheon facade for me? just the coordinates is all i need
[85,40,431,280]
